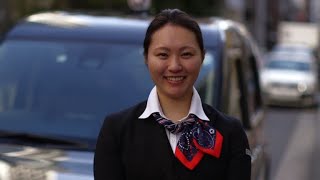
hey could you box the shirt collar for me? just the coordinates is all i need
[139,86,210,121]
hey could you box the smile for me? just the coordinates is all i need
[165,76,185,82]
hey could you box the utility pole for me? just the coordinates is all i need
[309,0,320,23]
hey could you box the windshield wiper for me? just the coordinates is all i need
[0,130,89,150]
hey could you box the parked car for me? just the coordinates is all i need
[0,11,269,180]
[261,51,318,107]
[268,43,320,79]
[270,43,318,62]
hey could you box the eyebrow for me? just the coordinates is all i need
[153,47,170,51]
[153,46,197,51]
[180,46,197,51]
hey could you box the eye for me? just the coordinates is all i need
[156,53,168,59]
[181,52,194,59]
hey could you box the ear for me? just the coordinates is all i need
[201,49,206,63]
[144,55,148,67]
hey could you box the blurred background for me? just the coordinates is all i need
[1,0,319,51]
[1,0,320,180]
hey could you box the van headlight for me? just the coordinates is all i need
[297,82,307,92]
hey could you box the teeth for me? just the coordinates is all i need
[167,77,184,81]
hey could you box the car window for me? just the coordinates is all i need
[196,50,216,106]
[246,55,262,118]
[224,29,246,122]
[0,40,153,146]
[227,60,242,120]
[266,60,311,71]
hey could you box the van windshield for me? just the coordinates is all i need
[0,39,216,148]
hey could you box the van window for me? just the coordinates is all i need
[0,39,153,145]
[196,50,216,106]
[227,61,242,120]
[246,55,262,115]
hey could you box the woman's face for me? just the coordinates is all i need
[146,24,204,100]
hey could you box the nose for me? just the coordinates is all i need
[168,55,182,72]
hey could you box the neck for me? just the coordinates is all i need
[158,92,192,123]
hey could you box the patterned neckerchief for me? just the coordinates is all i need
[152,112,223,170]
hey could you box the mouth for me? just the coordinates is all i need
[165,76,186,83]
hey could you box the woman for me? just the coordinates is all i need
[94,9,251,180]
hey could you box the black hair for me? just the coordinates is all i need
[143,9,205,58]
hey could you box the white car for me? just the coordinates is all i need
[261,52,318,107]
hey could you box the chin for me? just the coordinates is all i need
[166,91,191,100]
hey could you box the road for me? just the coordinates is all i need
[264,105,320,180]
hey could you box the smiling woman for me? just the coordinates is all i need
[94,9,251,180]
[145,24,204,120]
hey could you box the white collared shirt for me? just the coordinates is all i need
[139,86,210,153]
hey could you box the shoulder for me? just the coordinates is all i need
[202,103,245,135]
[203,104,250,154]
[103,100,147,128]
[98,101,146,136]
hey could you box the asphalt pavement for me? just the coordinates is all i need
[265,106,320,180]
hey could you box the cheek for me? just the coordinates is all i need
[146,59,164,77]
[187,61,202,74]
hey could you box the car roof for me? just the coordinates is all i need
[5,11,221,47]
[5,11,150,44]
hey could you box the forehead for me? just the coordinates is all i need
[154,23,195,36]
[150,24,198,46]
